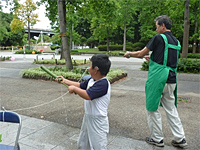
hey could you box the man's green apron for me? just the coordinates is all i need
[145,34,181,111]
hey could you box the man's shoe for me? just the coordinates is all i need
[145,137,164,147]
[171,139,188,148]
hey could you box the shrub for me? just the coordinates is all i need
[141,61,149,71]
[34,59,90,65]
[107,51,125,56]
[177,58,200,73]
[0,56,11,61]
[71,50,80,55]
[187,53,200,59]
[132,42,145,51]
[98,45,132,51]
[50,45,60,50]
[15,50,41,54]
[141,58,200,73]
[21,66,127,84]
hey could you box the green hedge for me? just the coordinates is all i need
[15,50,41,54]
[98,42,145,52]
[141,58,200,73]
[187,53,200,59]
[34,59,90,66]
[177,58,200,73]
[50,45,61,50]
[132,42,145,51]
[98,45,132,51]
[21,66,127,84]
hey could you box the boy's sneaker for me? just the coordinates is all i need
[145,137,164,147]
[171,139,188,148]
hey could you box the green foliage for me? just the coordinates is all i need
[106,51,125,57]
[0,12,25,46]
[132,42,145,51]
[0,56,11,61]
[50,45,61,50]
[15,50,41,54]
[141,58,200,73]
[70,50,79,55]
[141,61,149,71]
[98,45,132,51]
[33,59,90,65]
[21,66,127,83]
[177,58,200,73]
[187,53,200,59]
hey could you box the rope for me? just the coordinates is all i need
[3,91,69,112]
[1,66,88,112]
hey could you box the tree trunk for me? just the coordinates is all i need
[28,21,30,50]
[57,0,73,70]
[181,0,190,58]
[123,22,126,51]
[70,27,72,51]
[192,18,197,53]
[106,27,109,51]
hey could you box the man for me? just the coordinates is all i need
[124,15,187,148]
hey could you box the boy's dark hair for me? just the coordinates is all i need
[155,15,172,29]
[90,54,111,76]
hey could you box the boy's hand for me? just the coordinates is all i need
[55,76,64,83]
[68,85,75,94]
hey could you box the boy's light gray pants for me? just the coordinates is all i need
[78,114,109,150]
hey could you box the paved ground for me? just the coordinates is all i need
[0,52,199,150]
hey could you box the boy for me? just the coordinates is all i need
[56,54,111,150]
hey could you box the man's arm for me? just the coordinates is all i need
[124,47,150,58]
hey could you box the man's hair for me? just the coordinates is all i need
[90,54,111,76]
[155,15,172,29]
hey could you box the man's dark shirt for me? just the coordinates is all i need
[146,31,179,83]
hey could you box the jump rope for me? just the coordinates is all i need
[0,56,132,147]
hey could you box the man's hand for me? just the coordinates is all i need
[124,51,131,58]
[144,55,150,61]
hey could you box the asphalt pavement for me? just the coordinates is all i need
[0,52,199,150]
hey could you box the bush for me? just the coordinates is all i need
[34,59,90,65]
[98,45,132,51]
[0,56,11,61]
[107,51,125,56]
[15,50,41,54]
[187,53,200,59]
[132,42,145,51]
[71,50,80,55]
[21,66,127,84]
[141,61,149,71]
[177,58,200,73]
[50,45,60,50]
[141,58,200,73]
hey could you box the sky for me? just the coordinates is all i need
[1,0,51,30]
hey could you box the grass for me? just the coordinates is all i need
[178,98,189,102]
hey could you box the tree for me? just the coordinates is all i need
[57,0,73,70]
[190,0,200,53]
[0,11,25,47]
[87,0,119,51]
[117,0,136,51]
[182,0,190,58]
[11,0,39,50]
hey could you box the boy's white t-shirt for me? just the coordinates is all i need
[80,77,111,116]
